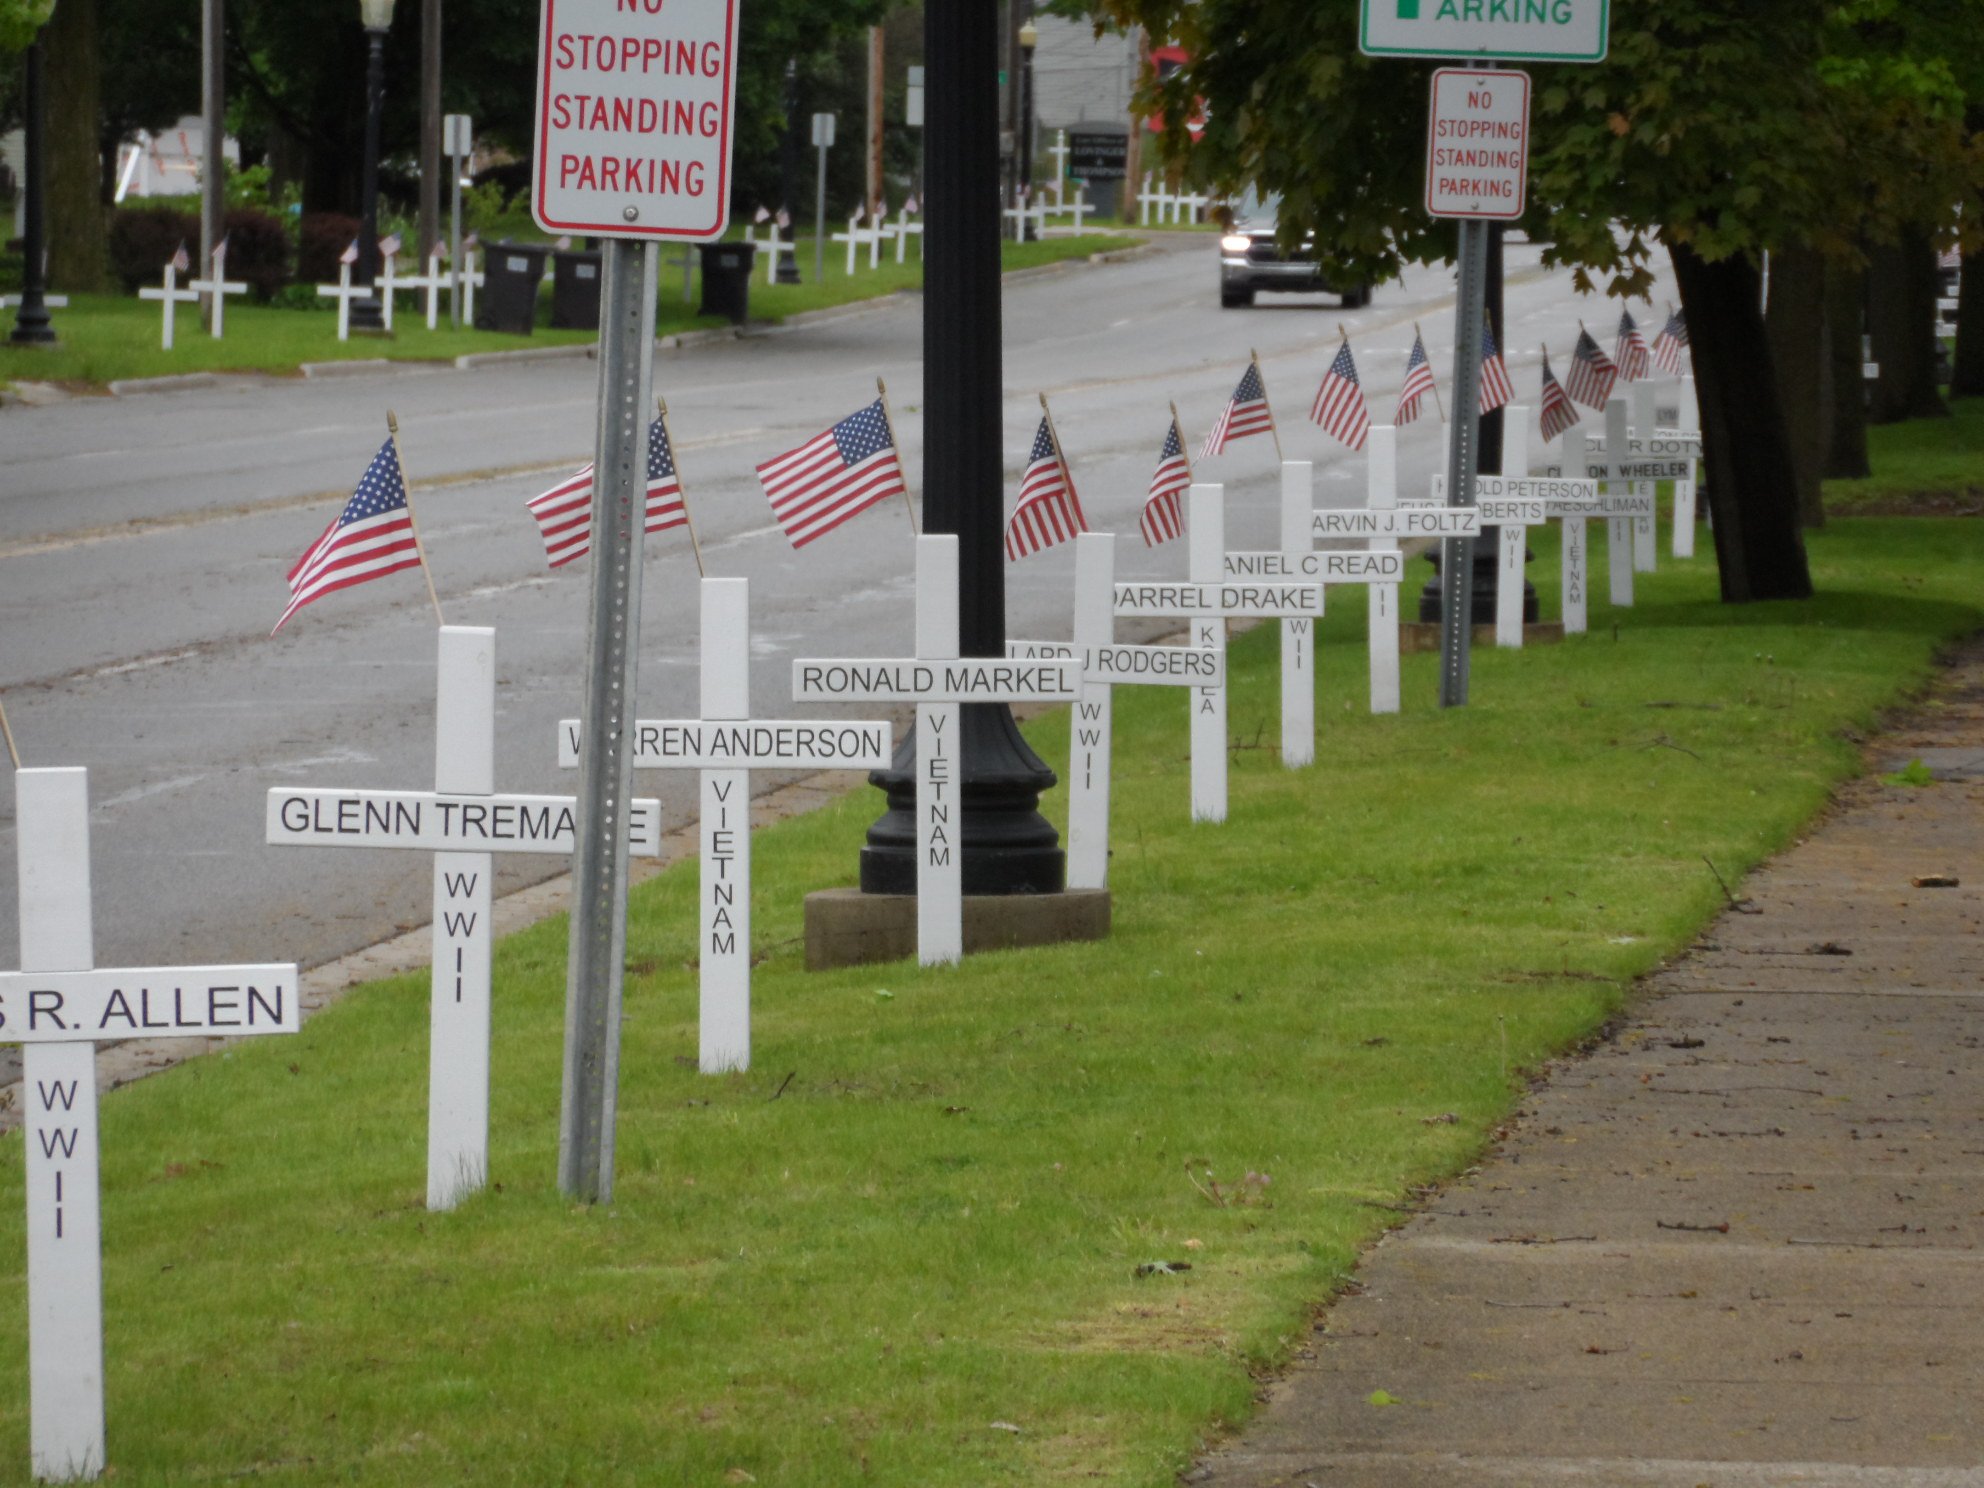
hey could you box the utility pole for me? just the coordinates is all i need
[201,0,224,329]
[865,25,885,213]
[1121,26,1148,222]
[421,0,443,258]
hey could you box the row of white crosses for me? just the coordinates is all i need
[6,768,302,1481]
[1136,173,1211,226]
[265,626,665,1210]
[317,239,485,342]
[139,241,246,350]
[829,204,922,274]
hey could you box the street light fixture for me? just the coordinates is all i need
[350,0,399,333]
[7,37,57,346]
[1017,19,1038,242]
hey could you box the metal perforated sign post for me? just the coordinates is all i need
[10,768,300,1483]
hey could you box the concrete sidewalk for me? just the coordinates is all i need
[1193,646,1984,1487]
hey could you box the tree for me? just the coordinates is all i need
[1084,0,1979,602]
[0,0,55,54]
[42,0,109,291]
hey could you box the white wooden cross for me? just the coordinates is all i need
[1226,462,1323,767]
[185,242,248,340]
[7,767,300,1483]
[1007,533,1225,890]
[890,205,924,264]
[1061,185,1091,231]
[1578,399,1660,610]
[759,218,792,284]
[316,261,367,342]
[831,210,879,274]
[1112,485,1323,822]
[1137,173,1167,225]
[1469,475,1648,637]
[137,258,199,351]
[1496,404,1533,647]
[1619,379,1702,559]
[265,626,664,1209]
[558,579,893,1072]
[396,251,450,331]
[793,536,1080,966]
[1175,189,1209,225]
[454,243,484,327]
[1047,129,1071,194]
[373,243,404,331]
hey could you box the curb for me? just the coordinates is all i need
[106,372,220,397]
[454,343,597,371]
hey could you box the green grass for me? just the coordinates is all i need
[1824,396,1984,511]
[0,234,1128,389]
[0,513,1979,1483]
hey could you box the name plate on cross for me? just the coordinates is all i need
[1111,582,1322,618]
[1310,506,1481,541]
[1221,550,1405,584]
[267,788,664,854]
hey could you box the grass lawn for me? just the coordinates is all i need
[0,505,1978,1483]
[1824,396,1983,512]
[0,234,1127,391]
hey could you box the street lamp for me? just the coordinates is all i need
[349,0,398,333]
[8,36,57,346]
[1017,19,1038,242]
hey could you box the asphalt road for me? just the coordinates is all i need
[0,232,1679,975]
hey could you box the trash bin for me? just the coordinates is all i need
[550,247,603,330]
[476,241,549,335]
[697,241,757,325]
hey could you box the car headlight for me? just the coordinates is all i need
[1219,235,1252,254]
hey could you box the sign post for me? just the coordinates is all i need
[559,579,893,1071]
[9,768,300,1483]
[444,112,472,328]
[532,0,741,1204]
[792,536,1080,966]
[812,112,836,284]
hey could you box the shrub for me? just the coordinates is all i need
[221,207,292,301]
[109,203,197,293]
[297,212,363,286]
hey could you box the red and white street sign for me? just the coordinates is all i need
[1424,68,1531,222]
[532,0,742,241]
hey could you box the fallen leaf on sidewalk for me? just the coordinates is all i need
[1366,1390,1399,1407]
[1912,874,1959,888]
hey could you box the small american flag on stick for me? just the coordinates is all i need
[1538,350,1581,444]
[1310,332,1371,451]
[1395,329,1438,426]
[339,239,360,266]
[1651,306,1689,376]
[1201,355,1277,459]
[1615,309,1652,382]
[1005,399,1089,561]
[169,241,191,274]
[1564,325,1618,410]
[1478,315,1515,416]
[1141,405,1192,547]
[755,390,913,548]
[274,431,432,633]
[525,412,696,571]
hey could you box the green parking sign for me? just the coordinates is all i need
[1361,0,1608,62]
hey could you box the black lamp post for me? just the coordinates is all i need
[858,0,1064,896]
[1017,18,1038,241]
[776,58,803,285]
[8,37,57,347]
[349,0,397,334]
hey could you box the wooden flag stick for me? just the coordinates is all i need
[0,695,21,770]
[386,411,447,628]
[1038,392,1088,530]
[876,376,919,535]
[655,397,707,578]
[1251,347,1285,460]
[1417,322,1448,423]
[1170,399,1196,483]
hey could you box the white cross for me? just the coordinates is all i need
[137,261,199,350]
[831,212,883,275]
[890,207,924,264]
[373,247,403,331]
[756,220,791,284]
[1113,485,1324,822]
[1226,461,1324,766]
[395,252,450,331]
[265,626,664,1210]
[454,247,484,327]
[2,294,69,311]
[1578,398,1659,609]
[1496,405,1533,648]
[1008,533,1225,890]
[1464,473,1648,639]
[315,262,367,342]
[1003,189,1048,241]
[186,245,248,340]
[793,536,1081,966]
[7,767,300,1483]
[1047,129,1071,194]
[1307,428,1418,713]
[1061,185,1091,231]
[1137,173,1170,226]
[558,580,893,1072]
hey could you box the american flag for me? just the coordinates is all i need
[756,399,908,548]
[379,233,403,259]
[754,206,771,224]
[525,418,689,569]
[1478,315,1515,415]
[1310,337,1371,451]
[1651,307,1689,376]
[1005,415,1088,560]
[339,239,359,266]
[1141,416,1191,547]
[1538,351,1581,444]
[1395,330,1437,426]
[775,208,790,228]
[1564,327,1618,411]
[273,438,422,633]
[169,241,190,274]
[903,194,919,214]
[212,235,230,264]
[1201,359,1275,458]
[1615,309,1652,382]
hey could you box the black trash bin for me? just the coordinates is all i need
[697,241,757,325]
[550,247,603,330]
[476,241,549,335]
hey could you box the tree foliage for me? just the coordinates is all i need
[0,0,55,55]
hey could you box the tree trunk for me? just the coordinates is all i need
[1952,244,1984,400]
[1764,245,1828,528]
[1668,241,1813,602]
[1866,232,1949,423]
[1824,258,1871,478]
[42,0,110,293]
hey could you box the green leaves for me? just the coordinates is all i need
[0,0,56,54]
